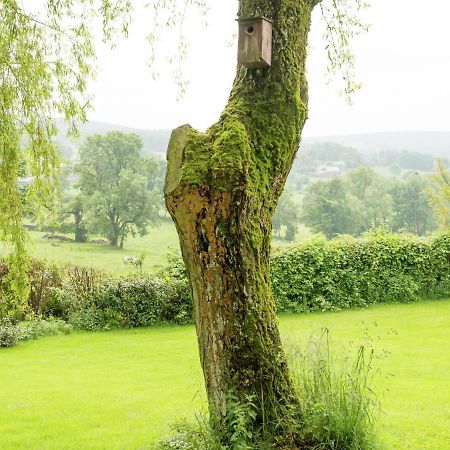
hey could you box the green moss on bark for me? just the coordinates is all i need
[165,0,314,442]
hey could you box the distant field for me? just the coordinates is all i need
[0,221,180,275]
[0,300,449,449]
[0,221,313,274]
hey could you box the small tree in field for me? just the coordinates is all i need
[428,160,450,231]
[273,191,301,241]
[76,131,162,248]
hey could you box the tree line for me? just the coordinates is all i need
[23,138,445,247]
[275,167,446,241]
[285,141,449,192]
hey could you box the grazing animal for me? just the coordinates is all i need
[123,256,139,265]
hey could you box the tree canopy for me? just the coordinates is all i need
[427,161,450,231]
[76,131,163,248]
[301,169,437,238]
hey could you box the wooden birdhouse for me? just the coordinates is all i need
[237,16,272,69]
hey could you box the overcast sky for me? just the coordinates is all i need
[88,0,450,137]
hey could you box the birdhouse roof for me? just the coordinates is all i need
[236,16,273,24]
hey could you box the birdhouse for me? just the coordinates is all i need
[237,16,272,69]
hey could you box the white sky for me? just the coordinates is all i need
[88,0,450,137]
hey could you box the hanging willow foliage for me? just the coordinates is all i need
[0,0,132,313]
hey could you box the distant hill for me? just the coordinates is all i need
[302,132,450,158]
[54,120,450,159]
[54,119,171,158]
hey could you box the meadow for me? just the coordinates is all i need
[0,299,449,450]
[0,222,180,275]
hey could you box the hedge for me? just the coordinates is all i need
[271,233,450,313]
[67,276,191,330]
[1,232,449,330]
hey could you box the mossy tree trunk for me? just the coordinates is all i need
[165,0,316,438]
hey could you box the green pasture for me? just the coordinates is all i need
[0,222,312,275]
[1,300,449,449]
[0,222,180,275]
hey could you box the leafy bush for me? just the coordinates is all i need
[41,288,75,321]
[65,265,105,300]
[0,317,72,348]
[22,318,73,340]
[271,232,450,313]
[0,318,24,348]
[69,306,119,331]
[0,259,64,318]
[68,276,192,331]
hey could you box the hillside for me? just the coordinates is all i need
[302,131,450,158]
[54,119,171,158]
[55,120,450,159]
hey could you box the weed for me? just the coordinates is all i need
[288,329,380,449]
[155,330,380,449]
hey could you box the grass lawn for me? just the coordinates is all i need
[1,300,449,449]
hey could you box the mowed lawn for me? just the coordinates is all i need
[1,300,449,449]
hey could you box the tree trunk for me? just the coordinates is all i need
[110,235,118,247]
[74,211,87,243]
[165,0,314,439]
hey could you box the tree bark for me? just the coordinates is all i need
[165,0,314,439]
[73,211,87,243]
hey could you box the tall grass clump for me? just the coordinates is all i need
[288,329,380,449]
[155,330,380,449]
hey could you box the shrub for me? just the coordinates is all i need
[69,306,120,331]
[41,288,75,321]
[68,276,192,331]
[66,265,105,300]
[0,318,24,348]
[271,232,450,313]
[0,317,72,348]
[0,259,64,318]
[22,318,73,340]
